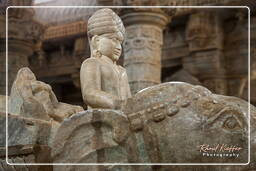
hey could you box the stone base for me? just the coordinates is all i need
[0,145,52,171]
[0,112,52,147]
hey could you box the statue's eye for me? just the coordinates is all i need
[223,116,241,130]
[112,38,118,43]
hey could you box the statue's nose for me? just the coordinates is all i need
[115,43,122,50]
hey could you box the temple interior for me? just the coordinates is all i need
[0,1,256,170]
[0,0,255,107]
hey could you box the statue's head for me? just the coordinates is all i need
[87,8,125,62]
[16,67,36,82]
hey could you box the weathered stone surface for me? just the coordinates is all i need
[163,69,202,85]
[124,82,250,164]
[0,112,51,147]
[9,67,83,122]
[52,82,255,170]
[0,145,53,170]
[52,109,130,171]
[51,102,83,122]
[0,111,55,167]
[122,11,169,94]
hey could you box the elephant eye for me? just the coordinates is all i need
[204,107,246,132]
[223,116,241,130]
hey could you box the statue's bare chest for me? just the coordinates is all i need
[99,61,125,97]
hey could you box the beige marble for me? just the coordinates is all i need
[80,8,131,109]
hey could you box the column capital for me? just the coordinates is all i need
[121,11,170,29]
[113,0,175,24]
[7,8,45,42]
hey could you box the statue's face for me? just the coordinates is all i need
[94,34,123,61]
[19,68,36,81]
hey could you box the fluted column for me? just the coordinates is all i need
[121,11,170,94]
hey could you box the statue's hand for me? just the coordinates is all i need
[31,81,52,93]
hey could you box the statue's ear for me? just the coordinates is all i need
[92,35,99,41]
[91,35,99,49]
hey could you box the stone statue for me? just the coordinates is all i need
[80,8,131,109]
[9,67,83,122]
[52,82,255,171]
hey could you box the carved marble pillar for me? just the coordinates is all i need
[7,7,44,94]
[121,11,170,94]
[184,10,227,95]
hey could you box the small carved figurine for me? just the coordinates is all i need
[9,67,83,122]
[80,8,131,109]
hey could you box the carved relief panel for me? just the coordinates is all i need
[186,11,223,52]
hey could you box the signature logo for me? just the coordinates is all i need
[198,144,242,158]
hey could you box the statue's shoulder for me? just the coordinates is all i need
[117,65,128,73]
[81,57,100,67]
[118,65,126,72]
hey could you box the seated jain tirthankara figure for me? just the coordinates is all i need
[80,8,131,109]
